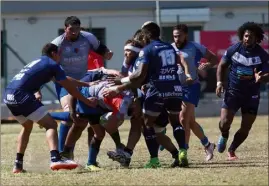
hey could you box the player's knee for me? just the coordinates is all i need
[93,129,106,141]
[219,118,231,131]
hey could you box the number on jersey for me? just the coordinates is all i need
[158,49,176,67]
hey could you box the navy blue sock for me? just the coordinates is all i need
[58,123,71,152]
[87,137,102,165]
[143,127,159,159]
[171,123,186,150]
[50,150,61,162]
[50,112,71,122]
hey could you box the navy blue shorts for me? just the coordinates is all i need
[143,87,182,117]
[3,89,47,123]
[222,88,260,115]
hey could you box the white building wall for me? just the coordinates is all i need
[204,7,268,30]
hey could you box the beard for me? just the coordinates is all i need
[176,40,187,49]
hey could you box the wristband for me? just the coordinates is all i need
[186,74,191,78]
[217,81,223,87]
[121,77,130,84]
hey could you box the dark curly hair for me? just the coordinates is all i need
[237,22,264,43]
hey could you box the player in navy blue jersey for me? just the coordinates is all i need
[3,43,98,173]
[216,22,269,160]
[103,22,189,167]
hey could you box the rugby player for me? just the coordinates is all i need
[216,22,269,160]
[103,22,189,167]
[172,24,218,161]
[43,16,113,153]
[3,43,97,173]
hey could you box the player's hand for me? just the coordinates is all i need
[104,50,113,60]
[106,76,122,85]
[89,80,101,86]
[254,68,264,83]
[34,91,42,101]
[216,82,224,98]
[87,97,98,107]
[102,86,120,98]
[198,62,211,71]
[185,77,194,85]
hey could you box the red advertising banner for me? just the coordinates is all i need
[198,31,269,62]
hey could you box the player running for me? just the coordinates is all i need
[216,22,269,160]
[3,43,97,173]
[171,24,218,161]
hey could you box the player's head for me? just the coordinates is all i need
[237,22,264,48]
[124,39,143,65]
[42,43,60,62]
[173,24,188,48]
[64,16,81,41]
[141,21,160,42]
[133,29,144,41]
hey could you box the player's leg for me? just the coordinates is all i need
[190,118,216,161]
[166,97,188,167]
[55,84,73,153]
[179,101,192,149]
[144,96,182,168]
[35,110,78,170]
[61,117,88,159]
[12,118,33,173]
[217,90,240,153]
[227,96,259,160]
[143,110,169,168]
[86,121,106,171]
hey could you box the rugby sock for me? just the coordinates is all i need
[50,150,61,162]
[87,137,102,165]
[143,127,159,158]
[228,130,249,152]
[170,149,179,159]
[15,153,24,169]
[185,144,189,150]
[58,123,71,152]
[50,112,71,122]
[200,136,210,147]
[172,123,186,150]
[109,130,122,148]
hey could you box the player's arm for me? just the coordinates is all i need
[66,94,79,123]
[177,53,193,82]
[216,50,231,97]
[195,43,218,70]
[82,31,113,60]
[255,52,269,83]
[102,50,148,98]
[66,76,91,87]
[52,64,97,107]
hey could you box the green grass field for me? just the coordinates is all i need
[1,116,268,185]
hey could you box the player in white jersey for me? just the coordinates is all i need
[172,24,218,161]
[37,16,114,154]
